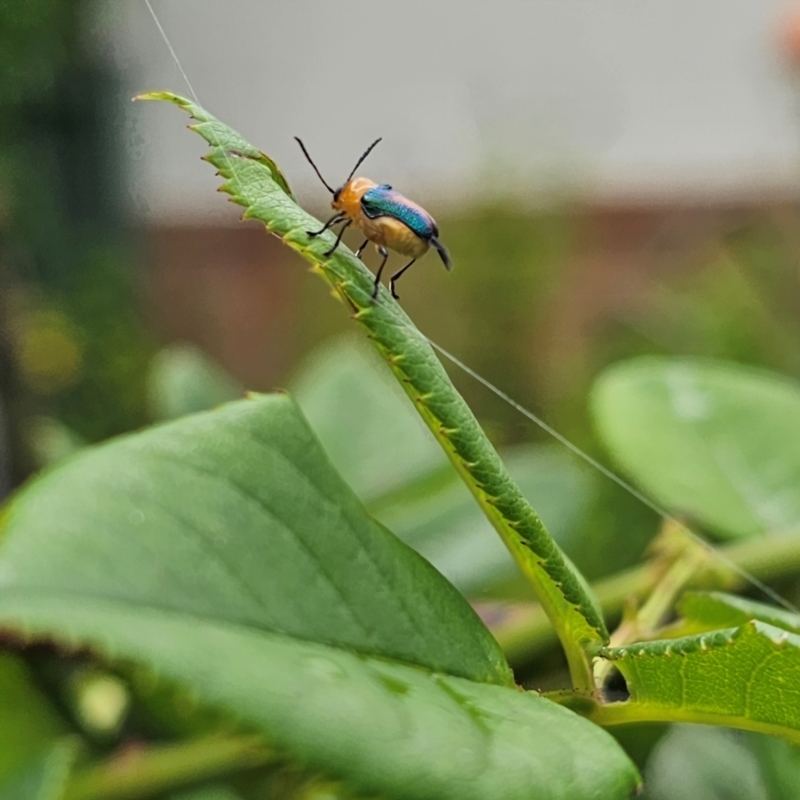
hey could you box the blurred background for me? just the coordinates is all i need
[4,1,800,796]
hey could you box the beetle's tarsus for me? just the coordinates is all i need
[323,218,351,256]
[388,258,415,301]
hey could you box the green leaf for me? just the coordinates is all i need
[0,597,640,800]
[675,591,800,637]
[290,334,446,502]
[0,743,75,800]
[642,725,769,800]
[0,653,67,785]
[592,357,800,539]
[0,394,509,685]
[137,91,607,689]
[147,343,243,421]
[170,788,243,800]
[598,622,800,742]
[749,733,800,800]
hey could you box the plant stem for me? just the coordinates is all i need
[593,527,708,685]
[494,530,800,667]
[63,734,274,800]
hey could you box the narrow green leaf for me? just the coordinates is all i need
[598,622,800,742]
[139,93,294,198]
[592,357,800,539]
[0,394,509,686]
[137,91,607,688]
[0,597,640,800]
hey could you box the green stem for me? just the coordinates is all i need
[64,735,274,800]
[495,530,800,667]
[593,533,707,686]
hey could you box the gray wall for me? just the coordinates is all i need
[95,1,800,221]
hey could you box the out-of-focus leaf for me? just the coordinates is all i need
[0,394,508,685]
[0,653,67,785]
[642,726,767,800]
[373,444,594,598]
[170,787,243,800]
[0,742,75,800]
[750,733,800,800]
[673,592,800,637]
[592,358,800,539]
[601,622,800,742]
[291,334,446,502]
[147,343,243,421]
[63,736,268,800]
[25,418,85,468]
[643,726,800,800]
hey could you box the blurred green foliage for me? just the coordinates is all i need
[0,0,153,489]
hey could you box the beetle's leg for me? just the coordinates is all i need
[389,259,416,300]
[355,239,369,258]
[322,219,351,256]
[307,212,345,238]
[371,246,390,300]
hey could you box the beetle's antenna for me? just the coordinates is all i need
[346,137,383,183]
[294,137,335,194]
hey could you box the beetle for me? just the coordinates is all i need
[295,136,452,300]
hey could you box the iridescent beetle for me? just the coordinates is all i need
[295,137,452,300]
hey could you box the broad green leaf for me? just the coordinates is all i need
[0,742,75,800]
[138,92,607,688]
[0,394,509,686]
[675,591,800,637]
[375,445,594,598]
[290,334,446,502]
[147,343,243,421]
[0,653,67,784]
[600,622,800,742]
[0,597,640,800]
[592,357,800,539]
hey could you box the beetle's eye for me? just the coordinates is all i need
[333,187,342,202]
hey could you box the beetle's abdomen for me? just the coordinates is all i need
[361,185,438,240]
[362,216,430,258]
